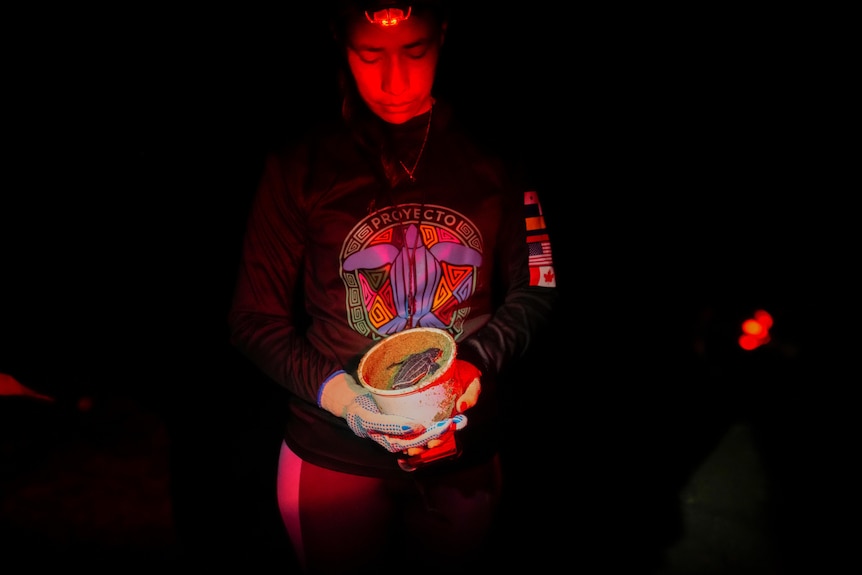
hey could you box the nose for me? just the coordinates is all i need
[382,55,408,96]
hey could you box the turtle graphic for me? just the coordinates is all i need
[387,347,443,390]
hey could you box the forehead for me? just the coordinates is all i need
[346,13,439,49]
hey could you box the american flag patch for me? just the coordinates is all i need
[528,240,553,266]
[524,191,556,287]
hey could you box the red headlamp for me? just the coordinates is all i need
[365,6,412,26]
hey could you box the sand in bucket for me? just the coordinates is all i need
[357,327,458,427]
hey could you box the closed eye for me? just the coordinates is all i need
[355,48,383,64]
[404,44,429,59]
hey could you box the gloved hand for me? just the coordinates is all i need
[318,371,466,453]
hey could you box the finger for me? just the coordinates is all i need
[352,409,425,436]
[425,438,443,450]
[377,418,457,451]
[456,378,481,412]
[451,413,467,430]
[404,417,464,453]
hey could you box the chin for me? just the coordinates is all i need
[375,110,414,125]
[370,102,424,125]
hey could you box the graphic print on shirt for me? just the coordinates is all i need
[341,203,483,340]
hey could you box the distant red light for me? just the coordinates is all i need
[754,309,773,330]
[739,333,762,350]
[742,318,765,337]
[739,309,773,350]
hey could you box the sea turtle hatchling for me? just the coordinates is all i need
[387,347,444,390]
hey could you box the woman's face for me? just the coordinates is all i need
[345,12,444,124]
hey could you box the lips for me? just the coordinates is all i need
[380,101,415,110]
[373,101,419,124]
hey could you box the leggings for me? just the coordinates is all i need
[277,441,503,574]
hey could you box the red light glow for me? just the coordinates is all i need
[738,309,773,351]
[366,7,411,26]
[754,309,773,329]
[739,334,762,351]
[742,318,765,336]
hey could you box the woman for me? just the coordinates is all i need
[228,1,558,571]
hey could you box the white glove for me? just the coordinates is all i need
[318,371,466,453]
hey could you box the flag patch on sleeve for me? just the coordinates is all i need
[524,191,556,287]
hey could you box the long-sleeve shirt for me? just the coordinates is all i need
[228,99,558,477]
